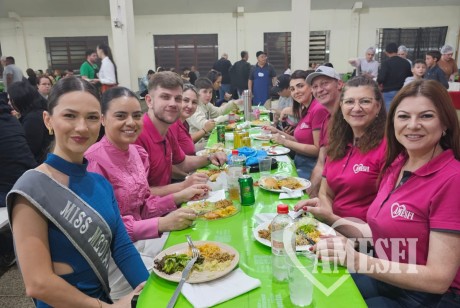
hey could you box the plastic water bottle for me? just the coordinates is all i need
[271,204,294,282]
[228,150,245,200]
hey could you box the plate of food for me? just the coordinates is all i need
[196,143,229,156]
[153,241,239,283]
[225,123,237,131]
[251,120,270,127]
[262,146,290,156]
[184,199,239,220]
[253,217,336,251]
[195,168,226,182]
[252,134,272,141]
[259,176,311,193]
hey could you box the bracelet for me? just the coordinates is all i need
[96,298,102,308]
[202,128,208,134]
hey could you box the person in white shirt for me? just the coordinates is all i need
[398,45,413,67]
[348,47,379,78]
[96,43,118,93]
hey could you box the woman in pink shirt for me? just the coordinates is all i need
[297,76,386,223]
[298,80,460,307]
[267,70,329,179]
[85,87,209,299]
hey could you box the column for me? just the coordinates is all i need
[109,0,136,89]
[291,0,310,70]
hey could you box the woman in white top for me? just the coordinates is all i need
[97,43,118,93]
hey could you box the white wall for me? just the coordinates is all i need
[1,4,459,88]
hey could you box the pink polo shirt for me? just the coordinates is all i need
[135,114,186,186]
[323,139,386,222]
[170,119,196,156]
[319,114,331,148]
[293,99,329,146]
[367,149,460,290]
[85,136,177,242]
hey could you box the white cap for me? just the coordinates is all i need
[306,66,341,85]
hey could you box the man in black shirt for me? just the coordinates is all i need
[377,42,412,111]
[212,53,232,100]
[229,51,251,98]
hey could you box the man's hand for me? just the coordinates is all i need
[184,172,209,187]
[204,120,216,133]
[208,152,227,166]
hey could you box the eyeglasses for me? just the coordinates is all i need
[341,97,375,108]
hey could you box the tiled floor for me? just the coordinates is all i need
[0,265,34,308]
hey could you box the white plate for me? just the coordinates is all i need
[253,220,336,251]
[196,148,230,157]
[252,134,272,141]
[258,176,311,193]
[153,241,239,283]
[251,120,270,127]
[263,146,290,156]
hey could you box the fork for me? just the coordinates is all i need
[166,235,201,308]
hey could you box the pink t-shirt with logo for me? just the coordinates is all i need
[367,149,460,290]
[323,139,386,222]
[293,99,329,146]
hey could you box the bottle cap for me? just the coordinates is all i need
[277,204,289,214]
[232,150,239,155]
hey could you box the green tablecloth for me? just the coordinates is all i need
[137,130,366,308]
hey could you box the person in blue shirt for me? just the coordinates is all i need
[425,50,449,89]
[248,51,276,106]
[7,77,148,308]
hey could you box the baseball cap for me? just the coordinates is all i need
[271,74,291,93]
[256,51,267,58]
[305,66,341,85]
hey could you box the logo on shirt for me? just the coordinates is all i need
[353,164,370,174]
[390,202,414,220]
[300,122,310,129]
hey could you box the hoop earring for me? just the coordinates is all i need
[48,127,54,135]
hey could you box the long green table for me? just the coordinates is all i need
[137,130,366,308]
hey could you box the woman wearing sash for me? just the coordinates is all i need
[7,77,148,307]
[85,86,209,299]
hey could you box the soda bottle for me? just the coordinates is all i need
[271,204,294,282]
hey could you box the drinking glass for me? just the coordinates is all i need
[287,252,315,307]
[258,157,272,176]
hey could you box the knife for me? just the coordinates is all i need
[166,254,199,308]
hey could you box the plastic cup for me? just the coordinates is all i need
[287,253,315,307]
[258,157,272,176]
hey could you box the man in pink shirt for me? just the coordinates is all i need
[135,72,227,196]
[305,66,343,197]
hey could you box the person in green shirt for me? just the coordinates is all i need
[79,49,99,84]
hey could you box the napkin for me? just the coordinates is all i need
[279,190,303,199]
[187,189,226,205]
[181,268,261,308]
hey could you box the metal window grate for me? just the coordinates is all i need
[263,31,330,72]
[153,34,218,75]
[376,27,447,63]
[45,36,108,71]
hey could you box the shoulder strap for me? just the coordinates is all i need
[7,170,112,298]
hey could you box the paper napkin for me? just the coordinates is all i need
[181,268,261,308]
[279,190,303,199]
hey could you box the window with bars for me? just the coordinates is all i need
[153,34,218,76]
[45,36,108,72]
[263,31,330,72]
[376,27,447,63]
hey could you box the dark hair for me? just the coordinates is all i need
[47,77,100,115]
[426,50,441,62]
[194,77,213,90]
[7,81,48,115]
[382,79,460,176]
[385,43,398,53]
[101,87,139,115]
[323,62,334,68]
[6,56,15,64]
[147,69,155,75]
[206,70,222,84]
[26,68,36,77]
[85,49,96,57]
[290,70,311,121]
[97,43,118,83]
[413,59,426,67]
[148,71,183,91]
[327,76,386,160]
[241,51,248,58]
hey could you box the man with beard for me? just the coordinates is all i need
[79,49,100,84]
[135,72,226,196]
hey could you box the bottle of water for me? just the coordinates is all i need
[271,204,294,282]
[228,150,245,200]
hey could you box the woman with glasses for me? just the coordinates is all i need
[296,76,386,224]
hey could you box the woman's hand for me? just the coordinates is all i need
[262,125,280,134]
[159,208,197,232]
[174,184,210,204]
[294,198,334,224]
[111,282,145,308]
[183,172,209,187]
[271,133,286,146]
[204,120,216,133]
[314,236,357,270]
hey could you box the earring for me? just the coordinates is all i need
[442,130,446,137]
[48,127,54,135]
